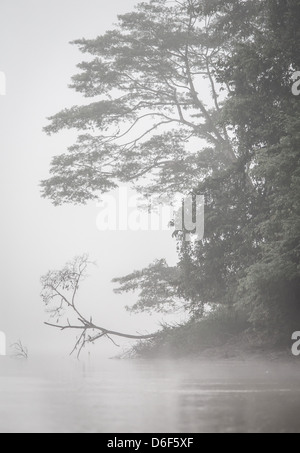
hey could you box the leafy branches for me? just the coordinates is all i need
[113,259,183,314]
[41,0,245,205]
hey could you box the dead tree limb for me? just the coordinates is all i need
[44,322,156,340]
[41,255,158,357]
[10,340,29,360]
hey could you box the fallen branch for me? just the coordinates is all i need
[10,340,29,360]
[44,322,156,340]
[41,255,158,358]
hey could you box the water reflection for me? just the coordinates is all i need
[0,358,300,433]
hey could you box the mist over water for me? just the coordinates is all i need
[1,357,300,433]
[1,0,300,435]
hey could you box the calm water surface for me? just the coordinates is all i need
[1,357,300,433]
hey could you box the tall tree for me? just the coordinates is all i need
[42,0,250,205]
[215,0,300,337]
[42,0,300,350]
[113,0,300,340]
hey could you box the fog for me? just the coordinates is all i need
[0,0,180,357]
[2,357,300,433]
[1,0,300,435]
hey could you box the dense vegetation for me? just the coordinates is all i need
[42,0,300,356]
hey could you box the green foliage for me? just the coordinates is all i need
[113,259,182,313]
[129,305,249,358]
[42,0,241,205]
[43,0,300,352]
[115,0,300,342]
[214,0,300,333]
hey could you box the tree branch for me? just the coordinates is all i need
[42,255,158,358]
[44,322,157,340]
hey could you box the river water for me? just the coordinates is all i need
[0,357,300,433]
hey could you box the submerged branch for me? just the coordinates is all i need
[41,255,159,358]
[44,322,157,340]
[45,321,156,359]
[10,340,29,360]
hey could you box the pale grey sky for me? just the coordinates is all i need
[0,0,180,357]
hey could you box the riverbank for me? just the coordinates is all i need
[125,337,295,362]
[123,312,296,362]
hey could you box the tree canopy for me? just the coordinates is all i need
[111,0,300,337]
[42,0,251,205]
[42,0,300,349]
